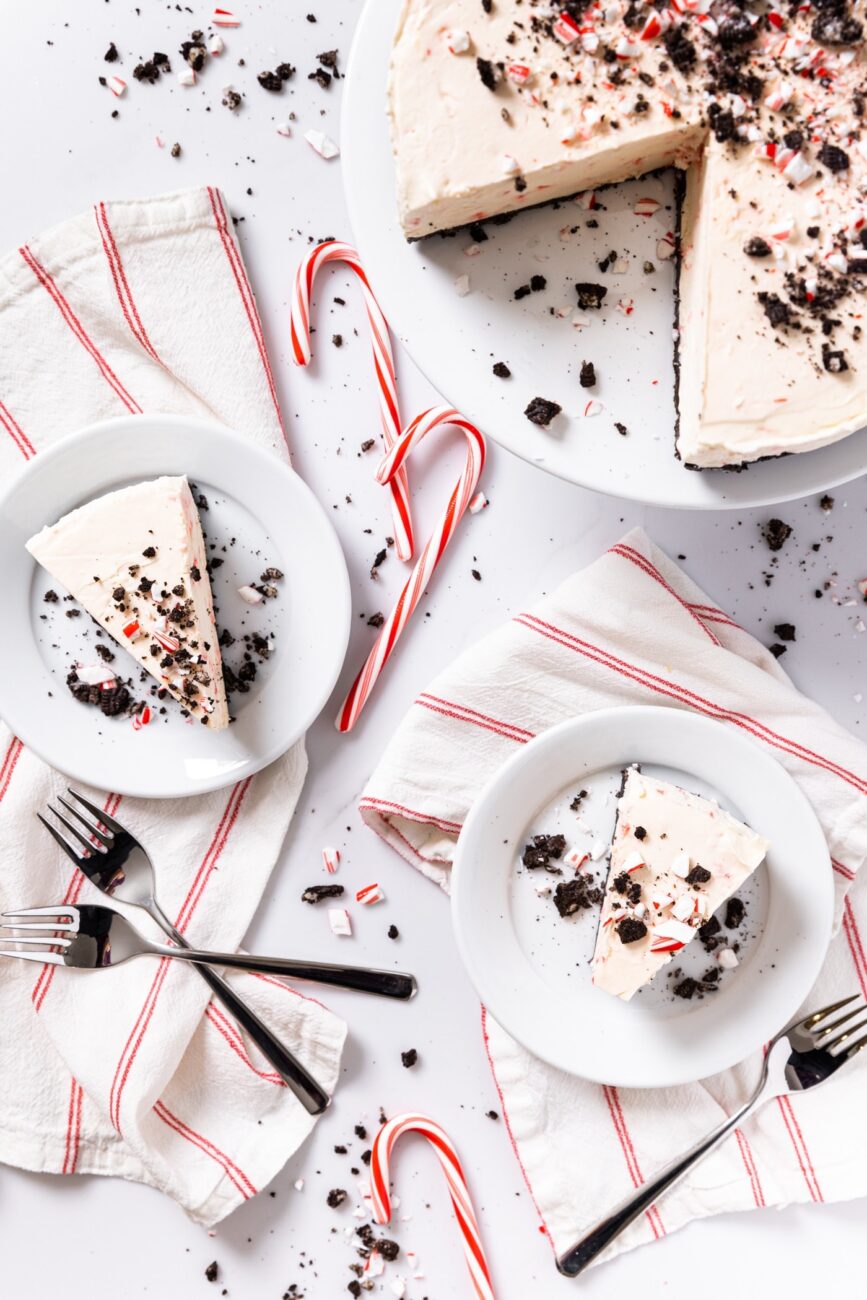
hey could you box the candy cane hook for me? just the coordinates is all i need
[371,1113,496,1300]
[336,405,486,732]
[290,239,413,562]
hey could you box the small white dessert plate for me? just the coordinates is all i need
[0,415,351,799]
[451,706,832,1087]
[342,0,867,510]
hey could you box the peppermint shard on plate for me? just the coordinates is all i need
[592,767,768,1001]
[26,476,229,731]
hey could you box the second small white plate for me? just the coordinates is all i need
[452,706,832,1087]
[0,415,351,799]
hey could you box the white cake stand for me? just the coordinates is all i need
[341,0,867,509]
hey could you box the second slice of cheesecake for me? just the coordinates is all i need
[592,767,769,1002]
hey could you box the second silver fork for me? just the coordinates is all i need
[36,792,340,1114]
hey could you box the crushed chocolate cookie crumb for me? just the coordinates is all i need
[618,916,648,944]
[725,896,745,929]
[326,1188,347,1208]
[493,361,511,378]
[524,396,562,426]
[579,360,596,388]
[301,884,345,904]
[400,1049,418,1068]
[762,518,792,552]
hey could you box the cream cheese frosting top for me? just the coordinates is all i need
[592,767,768,1000]
[27,476,229,730]
[389,0,867,467]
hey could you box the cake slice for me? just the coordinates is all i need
[592,768,768,1001]
[27,476,229,731]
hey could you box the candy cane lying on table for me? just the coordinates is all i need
[371,1113,496,1300]
[290,239,414,562]
[336,405,486,732]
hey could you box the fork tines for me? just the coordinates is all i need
[38,788,118,863]
[0,905,79,965]
[801,994,867,1058]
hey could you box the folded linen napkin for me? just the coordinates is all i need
[0,187,345,1225]
[361,528,867,1265]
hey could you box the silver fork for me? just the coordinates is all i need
[557,994,867,1276]
[0,901,417,998]
[35,792,336,1113]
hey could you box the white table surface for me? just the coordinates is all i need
[2,3,866,1297]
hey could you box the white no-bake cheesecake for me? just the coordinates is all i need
[389,0,867,467]
[592,767,768,999]
[27,476,229,730]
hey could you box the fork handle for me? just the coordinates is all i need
[163,949,417,1000]
[148,907,329,1117]
[557,1077,772,1276]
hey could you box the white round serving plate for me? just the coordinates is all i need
[342,0,867,510]
[452,706,832,1087]
[0,415,351,799]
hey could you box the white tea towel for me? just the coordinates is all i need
[0,187,346,1225]
[361,528,867,1265]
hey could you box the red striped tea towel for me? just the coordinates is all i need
[0,188,345,1224]
[360,528,867,1265]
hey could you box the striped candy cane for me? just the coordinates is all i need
[370,1113,496,1300]
[336,405,486,732]
[290,240,414,562]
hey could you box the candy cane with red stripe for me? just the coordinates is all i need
[290,240,413,562]
[371,1113,496,1300]
[336,405,486,732]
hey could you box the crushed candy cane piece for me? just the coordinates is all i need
[446,28,471,54]
[237,584,263,604]
[574,190,598,210]
[621,850,645,873]
[583,399,603,417]
[208,32,224,54]
[718,947,739,969]
[672,892,696,921]
[506,62,532,84]
[329,908,352,937]
[391,1280,407,1299]
[564,847,590,871]
[178,68,197,87]
[670,851,690,878]
[106,75,127,97]
[653,917,695,945]
[589,836,607,861]
[211,7,240,26]
[153,629,181,654]
[501,154,520,175]
[365,1250,385,1279]
[322,845,340,874]
[356,882,385,905]
[783,152,813,186]
[75,664,117,687]
[656,235,675,260]
[553,11,581,42]
[454,274,470,297]
[276,122,292,137]
[305,129,340,159]
[634,197,661,217]
[469,491,488,514]
[122,619,140,639]
[131,705,152,732]
[617,297,635,316]
[294,1178,305,1191]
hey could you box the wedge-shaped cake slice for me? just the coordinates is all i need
[27,475,229,731]
[592,768,768,1002]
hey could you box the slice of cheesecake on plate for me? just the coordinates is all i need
[592,767,768,1002]
[27,475,229,731]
